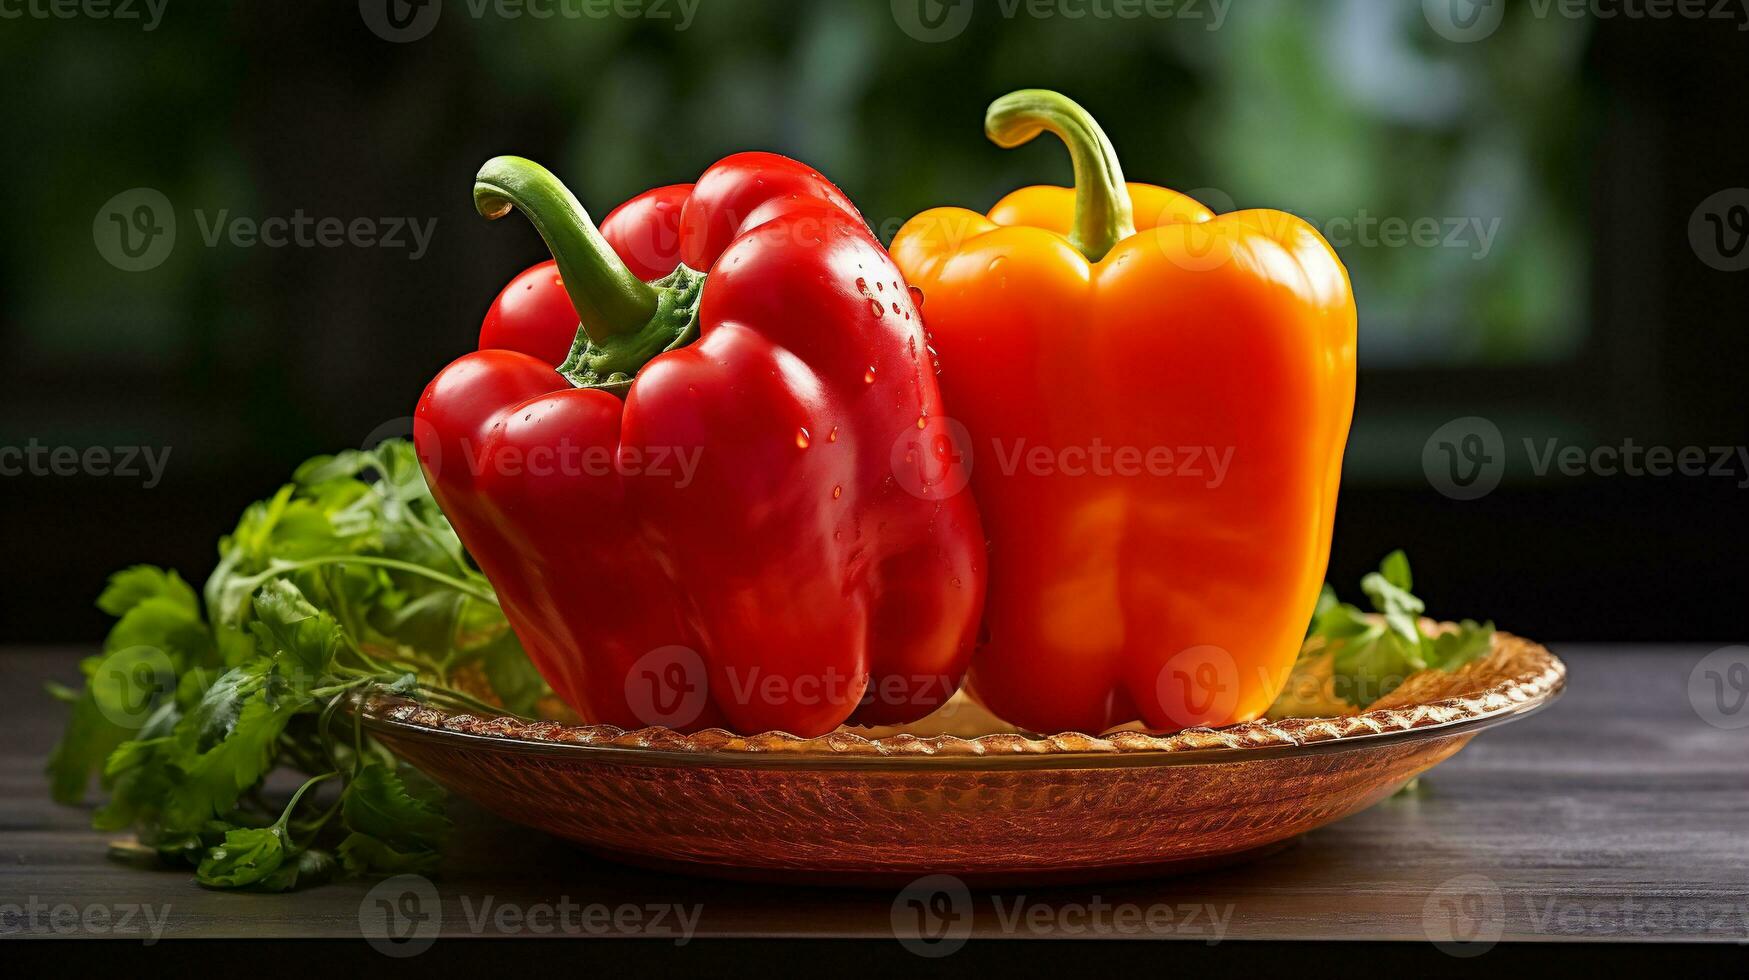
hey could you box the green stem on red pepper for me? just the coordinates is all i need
[474,156,703,391]
[985,89,1137,262]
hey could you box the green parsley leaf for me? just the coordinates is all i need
[98,566,200,619]
[49,439,549,890]
[337,832,442,876]
[1283,551,1500,713]
[196,825,287,889]
[341,762,451,854]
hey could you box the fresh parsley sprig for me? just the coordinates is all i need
[46,440,547,890]
[1296,550,1496,711]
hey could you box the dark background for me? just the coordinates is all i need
[2,0,1745,644]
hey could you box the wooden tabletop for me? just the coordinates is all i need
[3,645,1746,954]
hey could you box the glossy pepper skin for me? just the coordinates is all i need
[892,91,1355,734]
[417,152,985,737]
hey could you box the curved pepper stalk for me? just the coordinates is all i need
[473,156,704,393]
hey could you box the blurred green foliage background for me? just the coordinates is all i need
[16,1,1749,644]
[0,0,1591,385]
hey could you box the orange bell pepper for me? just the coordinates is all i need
[891,90,1356,734]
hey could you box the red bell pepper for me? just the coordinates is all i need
[415,152,986,737]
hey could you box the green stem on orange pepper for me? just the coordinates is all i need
[985,89,1137,262]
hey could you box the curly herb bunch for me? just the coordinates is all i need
[1293,550,1497,712]
[46,440,547,890]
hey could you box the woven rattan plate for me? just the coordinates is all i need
[360,630,1563,884]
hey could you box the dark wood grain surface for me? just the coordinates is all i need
[3,645,1745,947]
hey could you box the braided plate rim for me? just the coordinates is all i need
[360,630,1563,769]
